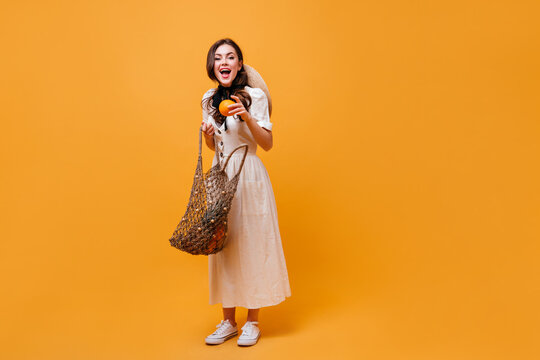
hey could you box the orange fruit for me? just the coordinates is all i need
[213,222,227,242]
[219,99,235,116]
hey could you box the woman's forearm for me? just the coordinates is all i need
[204,134,216,151]
[245,115,273,151]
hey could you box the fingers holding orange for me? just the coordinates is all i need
[228,95,247,116]
[220,96,250,121]
[219,100,235,116]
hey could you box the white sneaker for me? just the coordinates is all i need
[205,319,238,345]
[237,321,261,346]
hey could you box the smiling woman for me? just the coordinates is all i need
[202,40,252,131]
[197,38,291,347]
[214,52,237,84]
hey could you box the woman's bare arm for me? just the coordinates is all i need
[229,95,273,151]
[244,117,273,151]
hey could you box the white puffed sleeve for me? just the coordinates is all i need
[202,89,215,124]
[249,87,272,131]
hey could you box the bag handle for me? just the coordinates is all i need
[221,144,249,177]
[199,126,249,177]
[198,125,203,157]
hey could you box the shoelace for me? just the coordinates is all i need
[240,321,259,337]
[213,320,233,336]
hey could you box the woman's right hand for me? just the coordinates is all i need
[201,121,215,137]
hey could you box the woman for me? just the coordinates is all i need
[200,38,291,347]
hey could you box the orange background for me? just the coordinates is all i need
[1,1,539,359]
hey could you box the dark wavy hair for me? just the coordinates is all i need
[201,38,252,126]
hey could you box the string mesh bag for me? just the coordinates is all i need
[169,126,248,255]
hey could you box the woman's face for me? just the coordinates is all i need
[213,44,242,87]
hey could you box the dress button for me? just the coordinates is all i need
[217,130,221,134]
[220,153,223,157]
[220,141,223,145]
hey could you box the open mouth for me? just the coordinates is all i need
[220,69,231,79]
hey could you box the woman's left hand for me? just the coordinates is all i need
[229,95,253,122]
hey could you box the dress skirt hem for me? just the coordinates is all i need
[209,293,291,309]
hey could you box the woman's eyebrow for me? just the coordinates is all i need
[215,52,235,57]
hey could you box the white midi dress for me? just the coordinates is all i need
[202,85,292,309]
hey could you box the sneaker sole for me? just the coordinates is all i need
[205,330,238,345]
[237,331,261,347]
